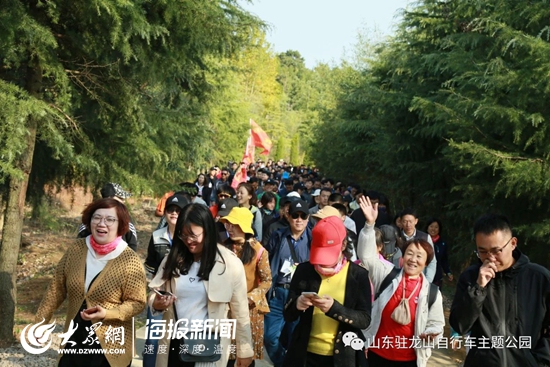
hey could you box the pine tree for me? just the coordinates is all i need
[0,0,263,344]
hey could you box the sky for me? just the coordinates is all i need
[240,0,411,68]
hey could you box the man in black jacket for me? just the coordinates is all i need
[450,214,550,367]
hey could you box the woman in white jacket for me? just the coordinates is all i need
[148,203,254,367]
[356,196,445,367]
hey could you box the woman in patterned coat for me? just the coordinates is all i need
[35,198,147,367]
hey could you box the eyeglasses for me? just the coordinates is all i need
[291,212,308,220]
[178,231,203,243]
[475,237,513,258]
[218,193,231,199]
[91,215,118,227]
[165,207,181,214]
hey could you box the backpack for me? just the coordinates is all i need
[374,267,438,309]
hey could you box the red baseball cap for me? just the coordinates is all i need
[310,216,347,266]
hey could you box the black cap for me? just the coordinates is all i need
[289,199,309,215]
[165,194,189,210]
[217,198,238,217]
[293,182,305,191]
[265,178,277,186]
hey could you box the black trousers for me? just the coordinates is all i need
[167,338,195,367]
[305,352,334,367]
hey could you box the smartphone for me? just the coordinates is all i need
[301,291,321,298]
[83,306,99,314]
[153,289,174,297]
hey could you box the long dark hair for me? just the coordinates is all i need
[163,203,223,281]
[425,217,443,236]
[260,191,276,208]
[224,233,257,265]
[195,173,209,187]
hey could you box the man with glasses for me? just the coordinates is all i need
[264,199,312,367]
[398,207,437,282]
[216,167,232,190]
[450,214,550,367]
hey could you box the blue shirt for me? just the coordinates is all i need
[276,232,310,284]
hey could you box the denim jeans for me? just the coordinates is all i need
[263,287,297,367]
[142,306,163,367]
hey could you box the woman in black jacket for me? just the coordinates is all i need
[195,172,213,206]
[425,218,453,288]
[283,216,371,367]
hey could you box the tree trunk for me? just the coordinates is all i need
[0,60,41,346]
[0,194,6,235]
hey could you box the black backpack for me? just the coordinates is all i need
[374,267,438,309]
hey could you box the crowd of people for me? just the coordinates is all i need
[33,159,550,367]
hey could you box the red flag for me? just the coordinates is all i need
[232,133,256,189]
[250,119,272,155]
[231,164,248,190]
[242,135,255,165]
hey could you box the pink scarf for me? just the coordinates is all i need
[431,234,440,243]
[90,235,122,255]
[314,256,348,277]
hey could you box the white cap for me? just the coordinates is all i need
[312,189,321,196]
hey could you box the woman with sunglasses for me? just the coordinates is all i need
[210,184,236,218]
[220,207,272,366]
[35,198,147,367]
[149,203,254,367]
[236,183,263,242]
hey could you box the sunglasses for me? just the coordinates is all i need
[165,206,181,214]
[291,212,308,220]
[218,193,231,199]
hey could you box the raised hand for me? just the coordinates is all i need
[358,195,379,226]
[477,259,497,288]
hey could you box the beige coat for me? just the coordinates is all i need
[149,245,254,367]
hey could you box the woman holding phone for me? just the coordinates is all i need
[283,216,372,367]
[149,203,254,367]
[35,198,147,367]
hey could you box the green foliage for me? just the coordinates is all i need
[311,0,550,269]
[0,0,265,202]
[275,137,287,161]
[290,134,300,165]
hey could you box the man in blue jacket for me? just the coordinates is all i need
[264,199,312,367]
